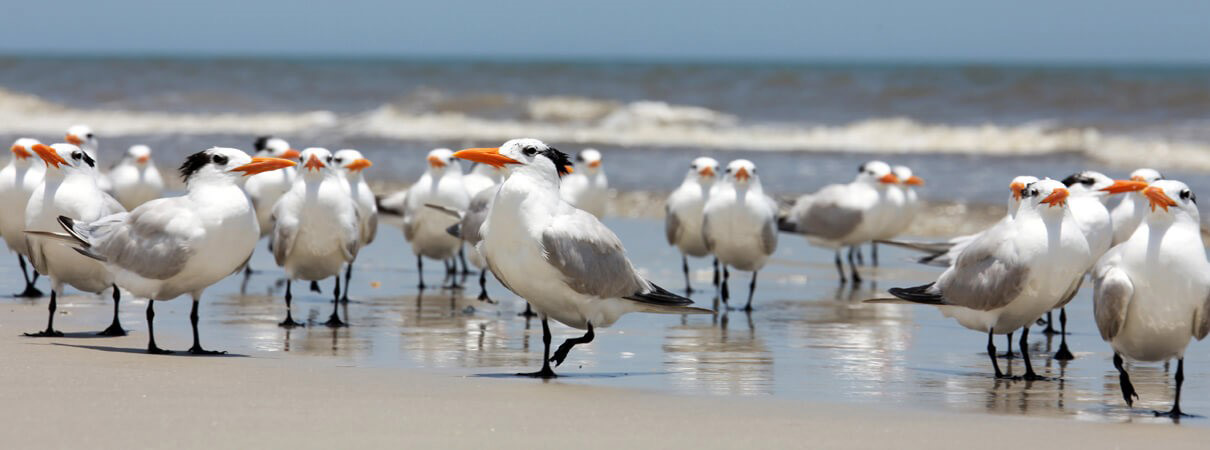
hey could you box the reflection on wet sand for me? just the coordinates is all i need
[664,301,774,396]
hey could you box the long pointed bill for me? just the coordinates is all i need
[32,144,67,168]
[137,155,150,164]
[1143,186,1177,212]
[346,158,373,172]
[452,147,519,169]
[1040,188,1069,208]
[1010,182,1026,201]
[588,160,602,169]
[427,155,446,168]
[304,154,325,172]
[904,175,924,186]
[282,149,302,159]
[1101,180,1149,195]
[699,166,715,177]
[10,145,32,160]
[230,157,297,176]
[879,173,899,184]
[65,134,83,146]
[735,167,750,181]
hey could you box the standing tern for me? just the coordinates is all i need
[109,145,164,210]
[665,157,720,293]
[272,148,360,328]
[702,159,778,311]
[24,143,127,336]
[1108,168,1164,246]
[880,179,1091,380]
[1,138,46,297]
[778,161,899,283]
[560,149,608,218]
[32,148,296,353]
[453,139,711,378]
[401,149,469,289]
[436,186,500,303]
[332,149,376,303]
[1093,180,1207,418]
[869,165,924,265]
[244,136,300,274]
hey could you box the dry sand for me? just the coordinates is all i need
[0,301,1205,449]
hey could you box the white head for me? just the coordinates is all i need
[426,148,462,174]
[254,136,301,160]
[451,139,573,185]
[856,160,898,186]
[1018,178,1071,217]
[1140,180,1199,224]
[65,124,97,150]
[125,145,153,166]
[33,143,97,181]
[9,138,43,167]
[686,156,719,184]
[332,149,373,179]
[298,147,336,180]
[893,165,924,188]
[1007,175,1040,215]
[1061,171,1114,196]
[576,149,603,175]
[178,147,297,188]
[1129,168,1163,183]
[722,159,760,188]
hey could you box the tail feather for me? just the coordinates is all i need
[875,239,953,255]
[625,282,714,315]
[56,216,91,247]
[375,195,404,216]
[776,216,798,233]
[887,283,945,305]
[445,223,462,239]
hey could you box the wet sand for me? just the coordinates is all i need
[3,216,1210,446]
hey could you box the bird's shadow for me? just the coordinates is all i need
[20,331,128,340]
[48,342,249,357]
[473,370,668,379]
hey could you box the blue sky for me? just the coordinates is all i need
[3,0,1207,63]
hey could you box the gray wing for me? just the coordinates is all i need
[272,209,298,266]
[934,223,1029,311]
[761,216,778,255]
[788,189,862,239]
[701,212,715,251]
[364,211,378,245]
[461,189,494,245]
[1053,275,1085,309]
[664,205,680,246]
[72,200,198,280]
[541,206,648,299]
[1093,266,1133,340]
[1196,290,1210,341]
[99,191,127,216]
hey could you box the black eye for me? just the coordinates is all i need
[523,147,537,156]
[71,152,82,160]
[334,157,343,164]
[212,154,228,165]
[1181,189,1196,204]
[86,133,94,139]
[327,156,333,163]
[725,168,732,173]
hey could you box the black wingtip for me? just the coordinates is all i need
[776,216,797,233]
[625,282,693,306]
[445,223,462,238]
[887,283,944,305]
[56,216,90,248]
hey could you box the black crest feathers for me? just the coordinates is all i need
[542,148,574,177]
[179,150,212,182]
[253,136,273,152]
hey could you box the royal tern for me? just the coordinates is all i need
[869,165,924,265]
[401,149,469,289]
[560,148,608,218]
[882,179,1091,379]
[1108,168,1164,246]
[1093,180,1207,418]
[109,145,164,210]
[244,136,301,274]
[665,157,720,293]
[23,143,126,336]
[332,149,376,303]
[33,148,296,353]
[272,148,359,328]
[778,161,899,283]
[453,139,711,378]
[65,124,110,192]
[702,159,778,311]
[438,186,499,303]
[1,138,46,297]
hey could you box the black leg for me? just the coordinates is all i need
[1114,353,1138,407]
[279,280,303,328]
[97,284,126,336]
[24,290,63,337]
[146,300,171,354]
[1054,308,1074,360]
[1154,358,1192,418]
[444,258,464,289]
[341,263,353,303]
[847,247,863,284]
[1019,326,1045,380]
[550,323,594,367]
[854,244,864,266]
[1001,332,1014,359]
[309,280,322,294]
[15,255,43,298]
[987,330,1005,378]
[325,276,345,327]
[189,298,225,354]
[834,250,847,284]
[712,258,720,288]
[682,255,694,294]
[459,247,471,275]
[517,317,557,378]
[1041,310,1057,335]
[417,255,426,290]
[721,266,730,304]
[519,302,537,317]
[477,271,494,303]
[743,271,757,312]
[871,242,879,267]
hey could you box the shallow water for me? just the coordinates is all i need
[4,217,1207,426]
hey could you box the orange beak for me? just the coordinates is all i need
[65,134,83,146]
[10,145,32,160]
[1143,186,1178,212]
[1131,175,1146,182]
[1040,188,1069,208]
[564,165,575,174]
[346,158,373,172]
[1010,182,1026,201]
[427,154,446,168]
[452,147,520,169]
[1101,180,1149,195]
[281,148,302,159]
[32,144,68,168]
[698,166,715,177]
[137,155,150,164]
[304,154,325,172]
[230,157,297,176]
[904,175,924,186]
[588,160,601,169]
[879,173,899,184]
[735,166,750,181]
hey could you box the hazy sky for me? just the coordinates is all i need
[3,0,1207,63]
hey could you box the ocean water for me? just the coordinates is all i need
[1,57,1210,204]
